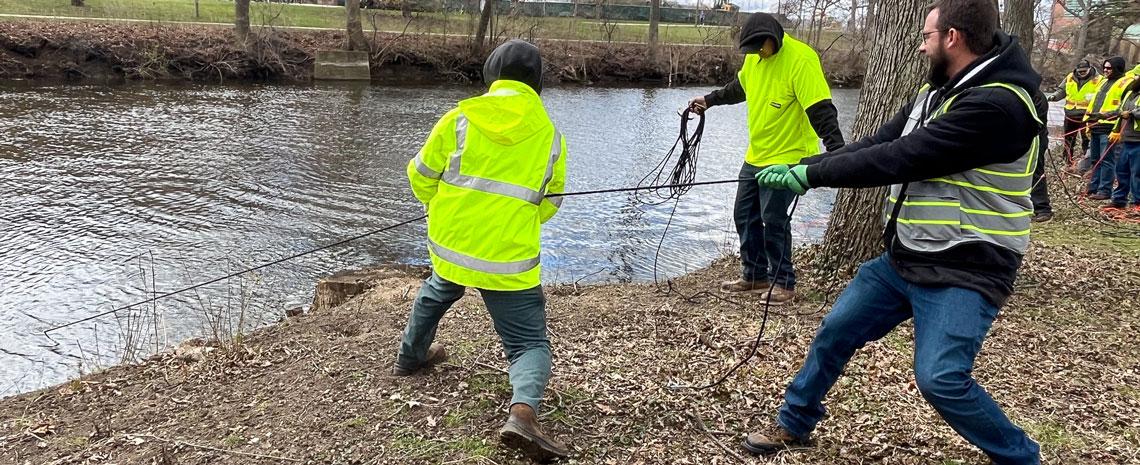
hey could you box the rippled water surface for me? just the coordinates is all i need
[0,82,867,395]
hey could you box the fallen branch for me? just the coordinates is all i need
[689,409,746,463]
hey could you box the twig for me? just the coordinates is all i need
[138,434,301,462]
[689,409,746,463]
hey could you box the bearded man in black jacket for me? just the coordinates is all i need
[746,1,1043,463]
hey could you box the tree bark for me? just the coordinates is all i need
[71,0,84,6]
[817,0,928,276]
[346,0,370,52]
[1004,0,1036,60]
[234,0,251,47]
[648,0,661,62]
[1075,2,1091,66]
[475,0,495,50]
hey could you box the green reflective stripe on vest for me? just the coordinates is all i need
[888,196,1031,217]
[441,114,561,206]
[429,239,539,274]
[929,177,1032,196]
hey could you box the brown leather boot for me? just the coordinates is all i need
[720,278,771,294]
[759,286,795,306]
[499,403,569,462]
[391,343,448,376]
[740,426,811,455]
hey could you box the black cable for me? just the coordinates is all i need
[42,214,429,339]
[634,108,706,205]
[42,177,757,338]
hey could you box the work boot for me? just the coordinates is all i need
[1101,203,1127,211]
[1090,193,1111,201]
[500,403,569,462]
[1031,212,1054,223]
[720,278,770,294]
[391,343,448,376]
[740,426,812,455]
[759,286,795,306]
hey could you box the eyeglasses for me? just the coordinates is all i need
[1104,66,1114,70]
[920,29,944,42]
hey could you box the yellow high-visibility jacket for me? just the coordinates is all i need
[407,79,567,291]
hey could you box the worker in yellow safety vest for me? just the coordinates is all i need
[687,12,844,305]
[1082,56,1134,199]
[393,39,570,462]
[1047,59,1100,166]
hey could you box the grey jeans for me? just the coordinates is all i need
[396,272,552,411]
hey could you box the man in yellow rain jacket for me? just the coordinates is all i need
[394,40,569,461]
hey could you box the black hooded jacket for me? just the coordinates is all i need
[799,32,1043,307]
[702,14,844,151]
[483,39,544,94]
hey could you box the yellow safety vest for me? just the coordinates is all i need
[407,80,568,291]
[1063,72,1101,112]
[1086,75,1136,125]
[887,82,1041,255]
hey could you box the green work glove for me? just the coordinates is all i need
[755,164,789,188]
[778,164,811,195]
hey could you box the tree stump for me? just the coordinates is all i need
[311,265,429,312]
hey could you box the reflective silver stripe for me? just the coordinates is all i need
[447,175,546,204]
[539,130,562,194]
[413,153,442,179]
[546,195,563,208]
[429,239,539,274]
[441,116,559,206]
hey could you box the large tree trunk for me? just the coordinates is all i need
[816,0,928,275]
[648,0,661,62]
[346,0,369,52]
[1004,0,1036,60]
[475,0,495,50]
[234,0,251,47]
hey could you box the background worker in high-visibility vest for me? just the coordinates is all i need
[394,39,570,462]
[1083,56,1133,199]
[1107,77,1140,214]
[747,0,1042,462]
[687,12,844,304]
[1047,59,1100,167]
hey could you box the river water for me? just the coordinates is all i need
[3,82,1064,396]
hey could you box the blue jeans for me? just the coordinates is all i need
[777,255,1040,465]
[397,272,552,411]
[1088,133,1120,196]
[735,162,797,288]
[1112,142,1140,206]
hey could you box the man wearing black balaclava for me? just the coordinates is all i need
[687,13,844,305]
[1048,59,1101,169]
[395,39,570,462]
[1083,56,1132,200]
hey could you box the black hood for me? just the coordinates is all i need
[483,39,543,94]
[1105,56,1127,80]
[738,13,784,54]
[938,32,1041,99]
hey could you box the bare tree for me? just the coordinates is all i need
[1005,0,1036,56]
[1056,0,1093,66]
[346,0,370,51]
[648,0,662,62]
[475,0,495,50]
[817,0,928,274]
[235,0,251,47]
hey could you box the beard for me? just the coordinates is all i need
[927,44,950,87]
